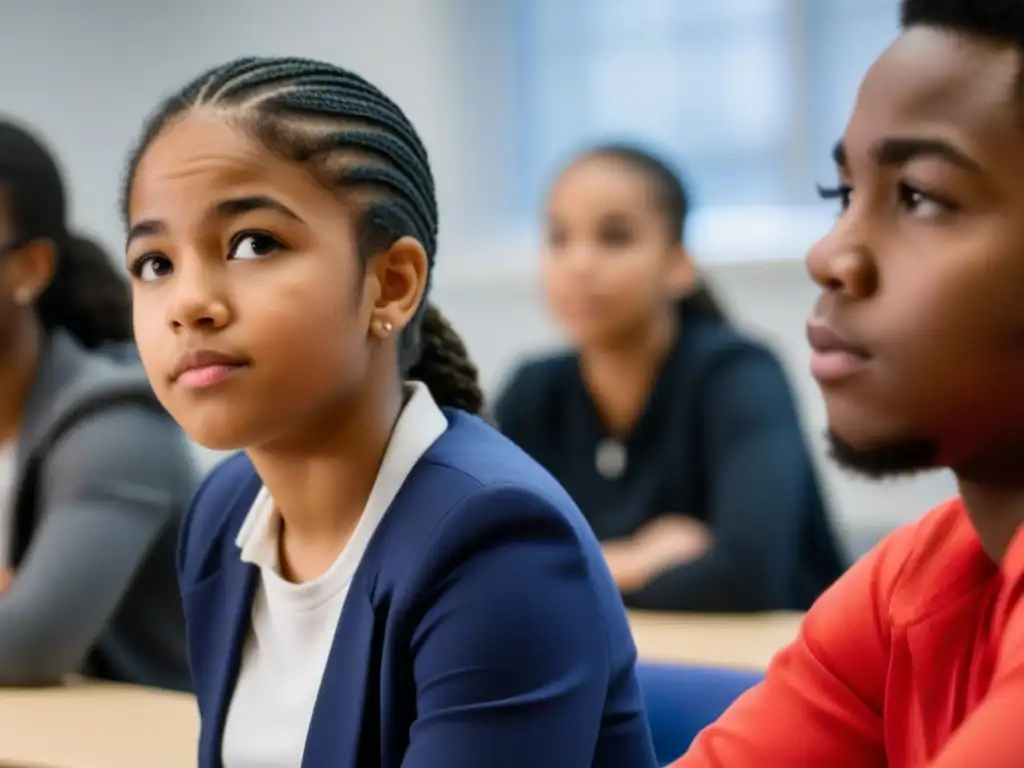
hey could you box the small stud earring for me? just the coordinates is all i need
[379,319,394,336]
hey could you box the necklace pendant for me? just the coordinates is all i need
[595,438,627,480]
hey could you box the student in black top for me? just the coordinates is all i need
[496,144,845,612]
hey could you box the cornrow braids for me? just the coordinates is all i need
[123,56,484,414]
[407,304,484,414]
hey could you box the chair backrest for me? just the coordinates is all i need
[637,662,763,765]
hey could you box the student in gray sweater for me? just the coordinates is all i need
[0,120,195,691]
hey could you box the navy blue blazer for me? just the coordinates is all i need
[179,409,658,767]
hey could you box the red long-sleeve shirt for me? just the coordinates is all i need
[672,497,1024,767]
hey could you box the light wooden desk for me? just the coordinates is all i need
[629,610,804,670]
[0,683,197,768]
[0,614,802,766]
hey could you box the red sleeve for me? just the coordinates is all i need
[922,528,1024,768]
[670,521,919,768]
[928,669,1024,767]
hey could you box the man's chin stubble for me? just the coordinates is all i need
[826,429,939,480]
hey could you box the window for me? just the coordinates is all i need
[517,0,793,211]
[805,0,900,185]
[514,0,900,245]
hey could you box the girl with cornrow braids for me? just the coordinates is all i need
[124,57,658,767]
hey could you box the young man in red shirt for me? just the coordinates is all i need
[674,1,1024,766]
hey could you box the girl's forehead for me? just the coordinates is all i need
[135,112,265,181]
[128,112,325,227]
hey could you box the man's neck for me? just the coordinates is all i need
[957,471,1024,563]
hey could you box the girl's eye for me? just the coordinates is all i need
[229,233,282,260]
[132,254,172,282]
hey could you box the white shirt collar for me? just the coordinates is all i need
[235,381,448,569]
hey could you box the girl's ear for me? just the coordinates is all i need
[364,236,429,333]
[666,245,696,300]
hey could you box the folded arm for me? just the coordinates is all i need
[624,346,821,611]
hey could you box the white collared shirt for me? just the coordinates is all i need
[221,383,447,768]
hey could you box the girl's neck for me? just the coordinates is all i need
[579,310,677,436]
[247,378,404,553]
[0,319,41,444]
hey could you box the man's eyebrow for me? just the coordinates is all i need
[829,137,983,174]
[871,137,983,173]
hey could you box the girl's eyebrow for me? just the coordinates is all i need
[126,194,302,249]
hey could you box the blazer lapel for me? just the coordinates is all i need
[184,553,258,768]
[301,584,378,768]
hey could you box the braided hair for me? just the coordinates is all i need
[121,57,484,414]
[580,143,728,324]
[0,120,131,348]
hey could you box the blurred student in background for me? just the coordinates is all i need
[496,144,844,612]
[0,121,194,690]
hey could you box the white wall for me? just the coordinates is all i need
[0,1,953,554]
[0,0,474,254]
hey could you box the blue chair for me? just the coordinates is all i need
[636,662,764,765]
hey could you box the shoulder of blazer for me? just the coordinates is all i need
[177,452,260,589]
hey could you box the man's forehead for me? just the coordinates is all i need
[858,28,1019,127]
[839,28,1024,173]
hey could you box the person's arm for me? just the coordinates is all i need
[924,674,1024,766]
[604,515,712,593]
[671,524,909,767]
[401,484,655,768]
[0,405,185,686]
[623,345,821,611]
